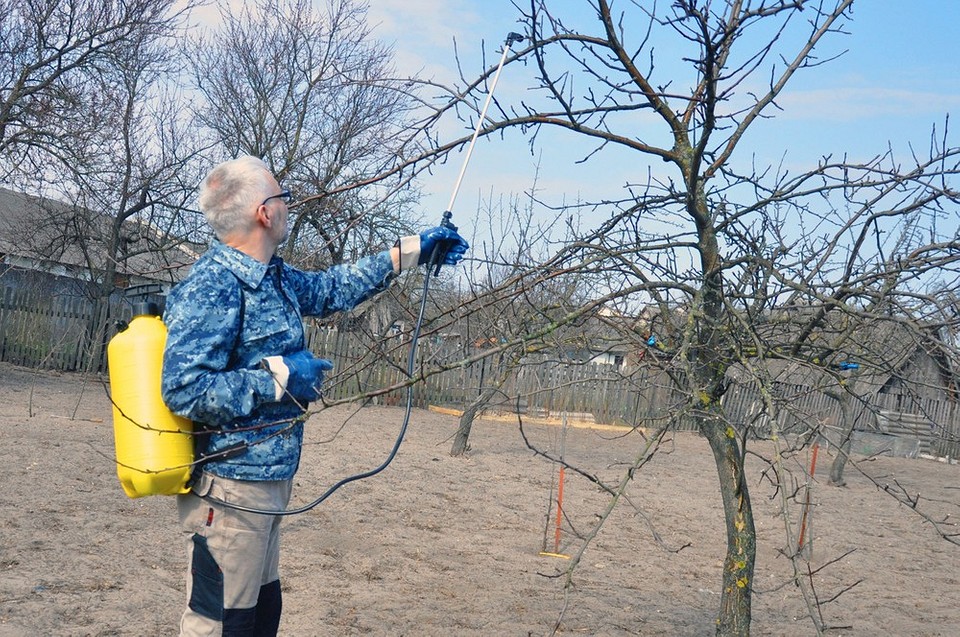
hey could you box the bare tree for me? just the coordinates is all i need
[391,1,960,635]
[0,0,195,186]
[0,0,204,281]
[448,189,581,456]
[187,0,421,267]
[0,0,205,372]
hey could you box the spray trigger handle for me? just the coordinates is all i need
[430,211,458,275]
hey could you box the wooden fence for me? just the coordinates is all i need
[310,327,960,458]
[0,286,118,373]
[3,283,959,459]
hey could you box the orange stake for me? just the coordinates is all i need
[554,465,566,553]
[797,442,820,552]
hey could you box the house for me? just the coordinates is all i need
[541,299,958,456]
[540,304,660,367]
[0,187,200,297]
[719,305,960,456]
[0,187,201,370]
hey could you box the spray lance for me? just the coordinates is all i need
[189,31,526,517]
[428,31,525,275]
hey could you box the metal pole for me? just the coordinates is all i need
[445,32,525,215]
[431,32,524,274]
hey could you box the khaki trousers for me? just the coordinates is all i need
[177,472,292,636]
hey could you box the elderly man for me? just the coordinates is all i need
[161,155,468,636]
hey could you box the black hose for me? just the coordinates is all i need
[200,257,438,516]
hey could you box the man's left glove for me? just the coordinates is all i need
[263,351,334,404]
[396,224,470,271]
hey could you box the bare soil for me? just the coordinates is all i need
[1,361,959,636]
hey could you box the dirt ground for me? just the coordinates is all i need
[2,361,959,636]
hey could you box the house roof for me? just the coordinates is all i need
[726,305,957,399]
[0,187,199,287]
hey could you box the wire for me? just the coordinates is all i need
[199,262,437,516]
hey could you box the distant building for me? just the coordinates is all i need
[0,187,199,298]
[0,187,202,370]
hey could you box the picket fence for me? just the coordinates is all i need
[3,284,959,459]
[308,326,960,458]
[0,286,117,372]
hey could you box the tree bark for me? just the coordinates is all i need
[828,387,857,486]
[702,412,756,636]
[690,187,756,635]
[451,359,515,456]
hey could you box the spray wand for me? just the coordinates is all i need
[429,31,525,274]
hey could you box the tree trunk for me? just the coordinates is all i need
[826,375,864,487]
[451,360,515,456]
[691,196,756,635]
[828,389,857,486]
[701,410,756,637]
[450,395,484,456]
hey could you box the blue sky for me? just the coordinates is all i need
[366,1,960,234]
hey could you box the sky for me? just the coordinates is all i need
[363,1,960,237]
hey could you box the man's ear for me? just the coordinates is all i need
[256,204,272,228]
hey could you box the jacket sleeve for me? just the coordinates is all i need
[160,272,277,426]
[287,250,396,317]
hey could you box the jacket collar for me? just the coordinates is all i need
[207,239,283,288]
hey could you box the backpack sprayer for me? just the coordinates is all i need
[109,285,194,497]
[108,32,525,514]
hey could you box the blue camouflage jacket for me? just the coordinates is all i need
[161,239,396,481]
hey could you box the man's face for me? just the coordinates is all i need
[274,199,290,246]
[261,175,290,246]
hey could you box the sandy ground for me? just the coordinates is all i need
[1,361,960,636]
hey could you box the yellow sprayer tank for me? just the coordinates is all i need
[108,302,193,498]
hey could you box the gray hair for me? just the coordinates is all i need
[198,155,273,239]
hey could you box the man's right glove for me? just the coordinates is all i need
[263,351,334,404]
[396,224,470,271]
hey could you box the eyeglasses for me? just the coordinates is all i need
[260,189,293,207]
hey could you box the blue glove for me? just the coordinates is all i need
[417,225,469,267]
[266,351,334,404]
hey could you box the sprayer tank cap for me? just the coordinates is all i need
[132,301,161,317]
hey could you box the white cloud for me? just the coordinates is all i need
[367,0,521,82]
[776,87,960,122]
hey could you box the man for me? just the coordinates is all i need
[160,155,468,636]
